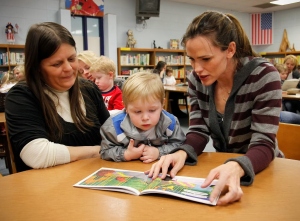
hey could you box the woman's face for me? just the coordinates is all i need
[284,58,295,73]
[40,43,77,91]
[185,35,233,86]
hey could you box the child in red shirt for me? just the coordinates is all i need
[89,56,124,114]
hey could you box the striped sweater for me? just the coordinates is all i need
[184,57,283,185]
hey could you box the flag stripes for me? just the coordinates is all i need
[251,13,273,45]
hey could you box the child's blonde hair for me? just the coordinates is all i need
[77,50,98,66]
[275,63,288,73]
[13,64,25,74]
[122,72,165,107]
[89,56,116,78]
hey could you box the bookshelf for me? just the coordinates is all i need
[260,51,300,65]
[0,44,25,74]
[117,48,192,81]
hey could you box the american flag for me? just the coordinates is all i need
[251,13,273,45]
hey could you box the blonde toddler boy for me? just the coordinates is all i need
[89,56,124,114]
[100,72,193,163]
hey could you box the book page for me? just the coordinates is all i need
[141,176,218,205]
[282,79,300,91]
[74,168,153,195]
[74,168,219,205]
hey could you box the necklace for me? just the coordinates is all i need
[219,86,231,102]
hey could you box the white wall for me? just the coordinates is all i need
[252,7,300,53]
[0,0,60,44]
[0,0,300,55]
[104,0,251,50]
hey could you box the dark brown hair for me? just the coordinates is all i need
[181,11,258,62]
[25,22,93,141]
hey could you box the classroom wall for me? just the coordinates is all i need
[0,0,300,54]
[104,0,250,50]
[0,0,60,44]
[252,7,300,53]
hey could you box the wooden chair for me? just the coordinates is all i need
[0,122,17,174]
[277,122,300,160]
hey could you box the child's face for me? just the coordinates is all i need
[92,71,114,92]
[14,69,24,81]
[78,60,91,78]
[166,71,172,77]
[126,98,163,132]
[280,71,288,81]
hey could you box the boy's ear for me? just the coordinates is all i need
[109,71,114,78]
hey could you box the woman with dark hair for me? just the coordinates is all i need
[153,61,166,82]
[5,22,110,172]
[147,11,283,205]
[153,61,187,118]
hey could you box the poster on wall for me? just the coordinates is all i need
[65,0,104,17]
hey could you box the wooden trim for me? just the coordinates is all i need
[277,122,300,160]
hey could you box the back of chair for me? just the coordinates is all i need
[114,78,125,90]
[277,122,300,160]
[4,121,17,173]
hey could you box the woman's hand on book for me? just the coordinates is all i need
[201,161,244,206]
[145,150,187,179]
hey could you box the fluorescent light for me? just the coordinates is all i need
[270,0,300,5]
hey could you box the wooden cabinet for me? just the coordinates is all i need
[0,44,25,75]
[260,51,300,65]
[117,48,192,81]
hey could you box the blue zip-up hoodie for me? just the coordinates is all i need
[100,109,186,162]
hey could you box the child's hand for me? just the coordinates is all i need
[140,145,159,163]
[124,139,145,161]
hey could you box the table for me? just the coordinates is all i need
[282,91,300,100]
[0,153,299,220]
[164,85,188,111]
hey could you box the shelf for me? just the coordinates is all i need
[117,47,190,81]
[260,51,300,56]
[0,44,25,73]
[260,51,300,65]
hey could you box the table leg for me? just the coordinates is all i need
[165,90,170,111]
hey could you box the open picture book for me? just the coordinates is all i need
[74,167,219,206]
[281,79,300,91]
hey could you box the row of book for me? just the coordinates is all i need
[155,55,185,65]
[0,52,25,65]
[171,68,185,78]
[120,67,153,75]
[120,54,150,66]
[120,68,187,79]
[120,54,192,66]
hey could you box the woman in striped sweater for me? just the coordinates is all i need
[147,11,283,205]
